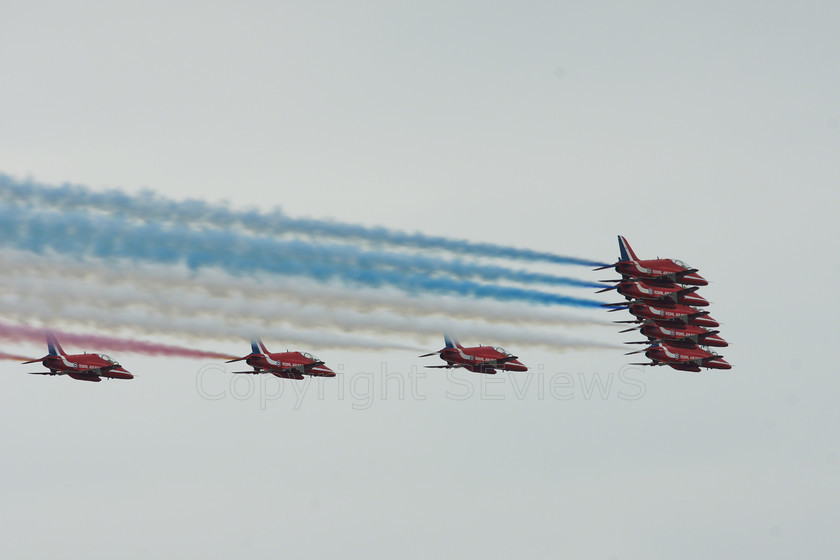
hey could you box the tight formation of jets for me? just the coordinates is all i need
[14,236,731,382]
[596,236,731,373]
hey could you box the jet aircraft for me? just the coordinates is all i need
[612,301,720,328]
[598,236,730,371]
[627,341,731,372]
[22,332,133,382]
[598,279,709,307]
[226,339,335,379]
[595,236,708,286]
[621,322,728,347]
[419,335,527,374]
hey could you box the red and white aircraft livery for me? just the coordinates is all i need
[616,301,720,328]
[226,339,335,380]
[628,341,731,372]
[22,332,133,382]
[599,279,709,307]
[419,335,527,374]
[621,322,728,348]
[596,236,708,286]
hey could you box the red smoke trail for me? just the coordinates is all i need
[0,322,236,360]
[0,351,37,361]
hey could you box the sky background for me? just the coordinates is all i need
[1,2,839,558]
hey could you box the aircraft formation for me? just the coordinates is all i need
[17,333,527,383]
[12,236,731,382]
[596,236,731,372]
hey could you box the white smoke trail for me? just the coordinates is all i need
[0,298,419,351]
[0,251,614,351]
[1,290,613,352]
[1,249,607,327]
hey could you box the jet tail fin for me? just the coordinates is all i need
[227,340,263,363]
[251,339,270,354]
[46,332,66,356]
[444,334,461,349]
[618,235,639,262]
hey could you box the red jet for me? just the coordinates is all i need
[22,332,133,382]
[596,236,708,286]
[621,322,728,348]
[599,279,709,307]
[226,339,335,379]
[628,341,731,372]
[419,335,527,374]
[614,301,720,328]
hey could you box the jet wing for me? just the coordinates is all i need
[465,365,498,374]
[67,372,102,382]
[28,368,103,381]
[233,366,306,380]
[271,371,305,380]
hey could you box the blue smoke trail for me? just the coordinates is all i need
[0,185,600,289]
[0,174,609,267]
[0,205,603,309]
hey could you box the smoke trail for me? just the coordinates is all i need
[0,351,38,361]
[1,274,616,351]
[0,322,236,359]
[0,200,601,290]
[0,206,604,308]
[0,173,609,267]
[0,249,609,327]
[0,301,614,352]
[0,303,424,351]
[0,252,614,351]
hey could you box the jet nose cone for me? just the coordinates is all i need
[713,359,732,370]
[313,365,336,377]
[707,335,729,347]
[508,360,528,372]
[684,294,710,306]
[113,368,134,379]
[685,273,708,286]
[696,315,719,328]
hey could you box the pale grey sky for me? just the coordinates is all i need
[0,2,838,558]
